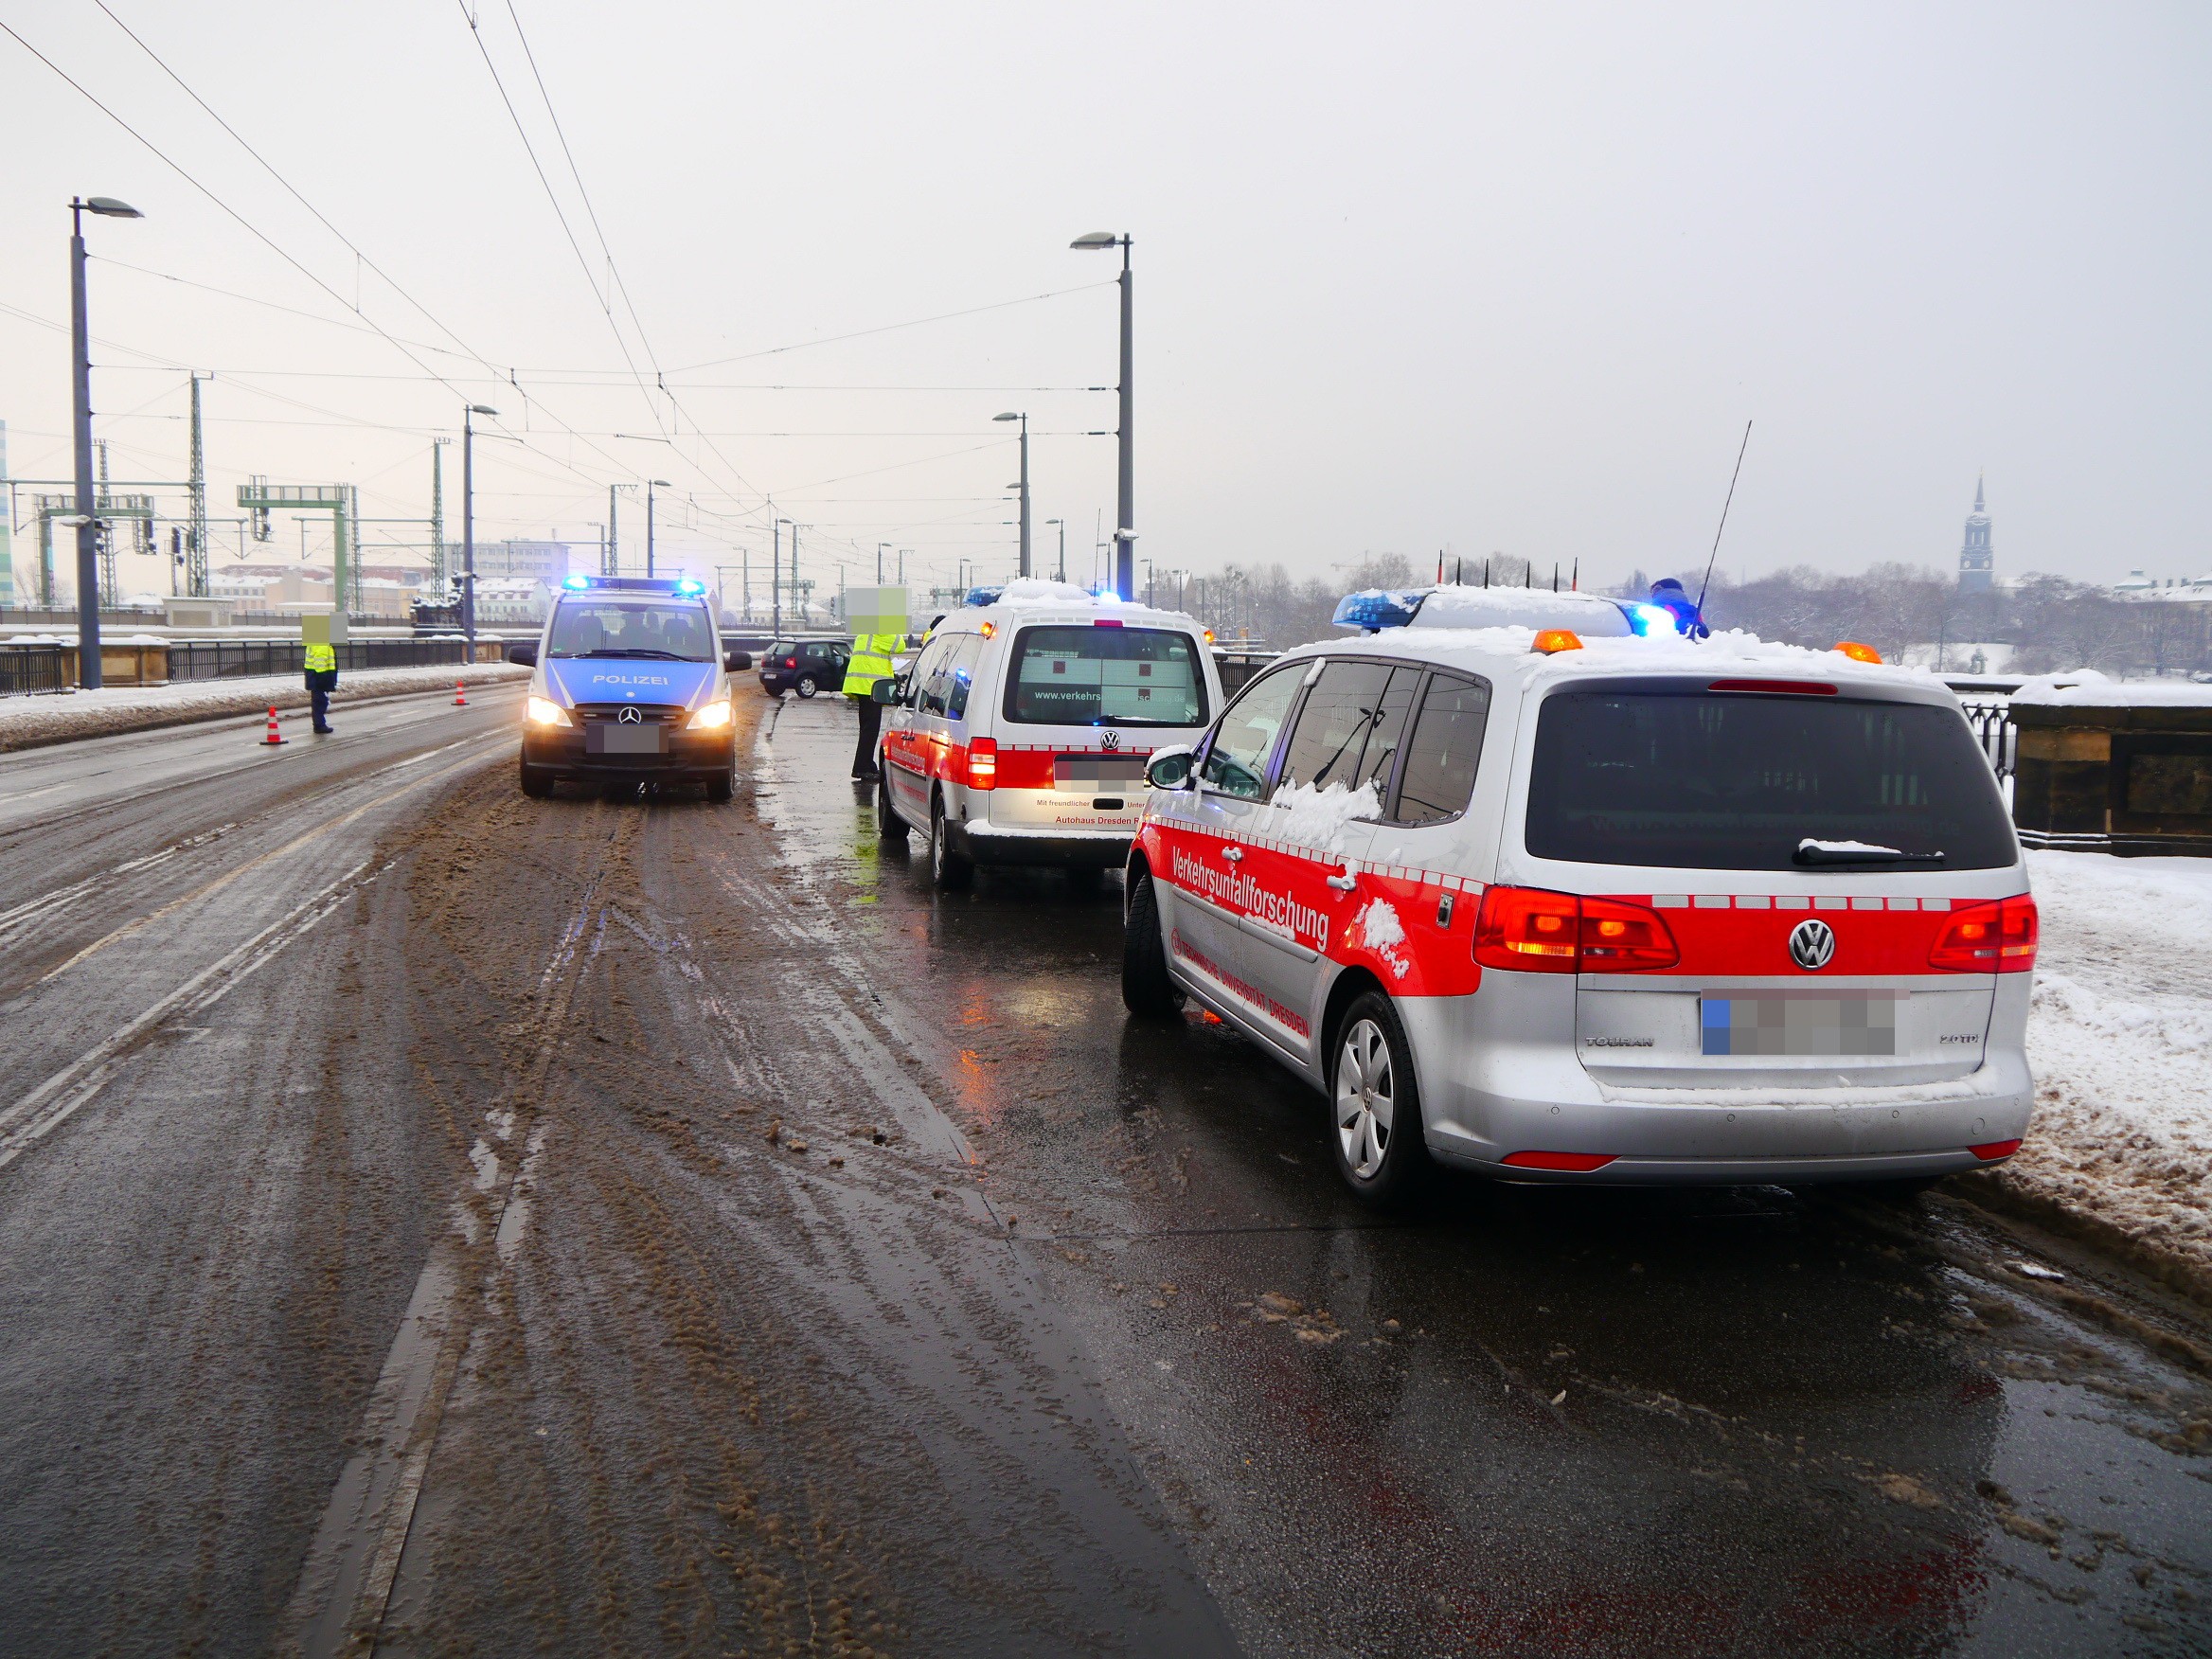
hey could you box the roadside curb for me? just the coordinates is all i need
[1955,1166,2212,1311]
[0,666,527,756]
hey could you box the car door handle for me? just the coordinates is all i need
[1221,846,1242,863]
[1326,866,1357,892]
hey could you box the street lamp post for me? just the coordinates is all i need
[1070,231,1133,599]
[462,402,498,650]
[70,196,141,688]
[993,411,1030,578]
[1045,518,1065,582]
[774,518,791,637]
[646,478,671,577]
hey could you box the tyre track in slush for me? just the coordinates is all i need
[350,710,1233,1654]
[283,802,632,1659]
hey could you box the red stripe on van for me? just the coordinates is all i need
[1615,898,1998,977]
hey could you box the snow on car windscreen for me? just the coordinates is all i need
[1003,625,1207,726]
[547,600,716,661]
[1525,689,2017,870]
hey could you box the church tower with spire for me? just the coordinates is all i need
[1957,476,1994,593]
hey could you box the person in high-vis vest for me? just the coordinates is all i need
[303,636,339,734]
[842,626,901,780]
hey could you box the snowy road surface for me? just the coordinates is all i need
[0,688,2205,1655]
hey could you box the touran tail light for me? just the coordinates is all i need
[1928,896,2038,972]
[966,737,998,790]
[1473,888,1679,972]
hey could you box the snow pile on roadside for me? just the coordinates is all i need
[2004,850,2212,1290]
[0,662,527,752]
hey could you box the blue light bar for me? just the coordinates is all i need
[1331,589,1423,633]
[1629,602,1674,635]
[965,584,1006,608]
[559,575,695,595]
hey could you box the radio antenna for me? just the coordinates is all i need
[1696,419,1752,616]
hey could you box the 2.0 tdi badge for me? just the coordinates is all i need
[1788,918,1836,971]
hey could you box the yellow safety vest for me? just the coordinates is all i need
[304,642,337,673]
[843,631,901,697]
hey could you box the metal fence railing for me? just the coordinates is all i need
[0,645,69,697]
[166,637,474,683]
[1956,698,2017,782]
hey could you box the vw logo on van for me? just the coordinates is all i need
[1100,729,1122,751]
[619,706,642,723]
[1788,918,1837,972]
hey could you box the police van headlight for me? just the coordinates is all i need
[526,695,572,727]
[687,699,734,731]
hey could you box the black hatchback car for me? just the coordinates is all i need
[758,638,849,698]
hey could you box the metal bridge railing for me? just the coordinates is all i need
[0,645,69,698]
[166,637,473,683]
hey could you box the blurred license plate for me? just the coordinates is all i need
[1701,993,1896,1057]
[1054,755,1145,790]
[589,723,663,755]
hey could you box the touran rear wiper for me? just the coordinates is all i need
[1794,838,1944,866]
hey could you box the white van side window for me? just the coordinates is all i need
[1201,662,1303,800]
[1392,674,1490,825]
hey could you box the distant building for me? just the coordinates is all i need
[1958,477,1994,594]
[471,540,575,587]
[473,576,551,626]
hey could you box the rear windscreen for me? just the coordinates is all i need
[1003,626,1206,727]
[1525,691,2017,870]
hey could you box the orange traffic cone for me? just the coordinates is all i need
[262,706,286,746]
[453,680,468,706]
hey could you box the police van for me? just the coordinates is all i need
[509,575,745,800]
[1121,584,2035,1203]
[871,580,1222,886]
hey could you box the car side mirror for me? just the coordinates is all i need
[870,677,900,705]
[505,642,538,668]
[723,649,752,670]
[1144,749,1194,791]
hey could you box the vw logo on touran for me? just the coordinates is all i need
[1789,918,1837,971]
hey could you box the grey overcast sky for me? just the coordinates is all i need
[4,1,2207,600]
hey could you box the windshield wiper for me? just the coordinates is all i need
[558,647,701,661]
[1794,838,1944,866]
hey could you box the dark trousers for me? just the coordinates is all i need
[850,694,882,777]
[306,669,337,731]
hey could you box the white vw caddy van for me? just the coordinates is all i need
[874,580,1223,887]
[1121,592,2036,1204]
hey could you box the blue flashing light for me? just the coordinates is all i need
[1331,589,1422,633]
[673,577,706,597]
[1629,602,1674,636]
[964,584,1006,609]
[562,573,592,591]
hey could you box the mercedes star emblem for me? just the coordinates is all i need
[1788,918,1837,971]
[619,706,642,723]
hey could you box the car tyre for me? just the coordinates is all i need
[877,769,910,843]
[796,674,819,698]
[519,754,555,798]
[705,759,735,804]
[929,791,972,890]
[1328,990,1431,1207]
[1121,867,1183,1016]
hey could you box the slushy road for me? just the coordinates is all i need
[0,687,2205,1656]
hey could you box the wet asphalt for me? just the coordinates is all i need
[0,687,2206,1656]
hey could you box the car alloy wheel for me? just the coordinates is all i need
[796,674,818,698]
[1334,1017,1396,1181]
